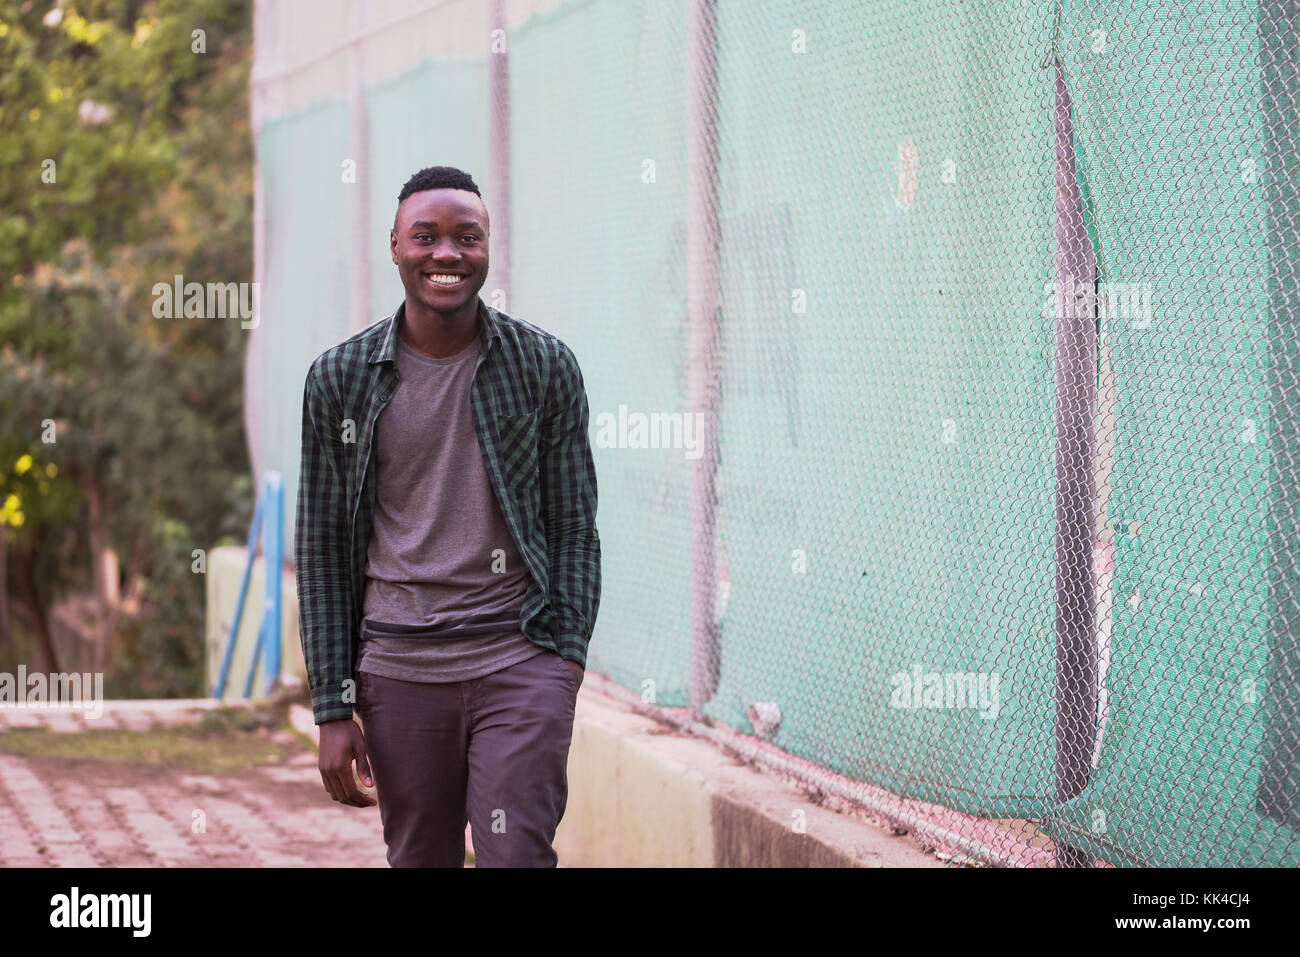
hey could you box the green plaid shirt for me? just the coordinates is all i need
[294,297,601,724]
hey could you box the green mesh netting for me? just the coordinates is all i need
[255,98,350,547]
[253,0,1300,866]
[1039,0,1294,866]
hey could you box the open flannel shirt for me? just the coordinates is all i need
[294,297,601,724]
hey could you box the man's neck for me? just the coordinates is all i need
[399,298,479,358]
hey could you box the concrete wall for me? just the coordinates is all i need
[555,686,944,867]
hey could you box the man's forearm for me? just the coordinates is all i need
[540,342,601,667]
[295,538,357,724]
[548,527,601,666]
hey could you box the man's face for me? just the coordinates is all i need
[390,188,489,316]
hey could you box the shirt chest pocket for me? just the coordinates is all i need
[493,410,541,489]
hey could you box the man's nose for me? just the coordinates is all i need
[428,237,462,259]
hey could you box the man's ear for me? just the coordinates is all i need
[390,229,399,265]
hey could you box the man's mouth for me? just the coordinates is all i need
[424,272,466,288]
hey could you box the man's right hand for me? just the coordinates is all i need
[318,719,377,807]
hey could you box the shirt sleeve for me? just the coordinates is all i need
[539,340,602,668]
[294,362,359,724]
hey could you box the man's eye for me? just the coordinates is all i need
[462,235,480,244]
[415,234,432,241]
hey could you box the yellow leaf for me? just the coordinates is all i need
[132,20,153,49]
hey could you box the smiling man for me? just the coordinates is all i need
[294,165,601,867]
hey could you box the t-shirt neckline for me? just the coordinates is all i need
[397,330,479,365]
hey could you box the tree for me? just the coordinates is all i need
[0,0,253,691]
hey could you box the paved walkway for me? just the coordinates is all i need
[0,700,391,867]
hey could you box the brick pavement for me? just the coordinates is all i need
[0,700,392,868]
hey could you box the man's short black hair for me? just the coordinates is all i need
[397,165,481,204]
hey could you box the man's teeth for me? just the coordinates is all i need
[426,274,463,285]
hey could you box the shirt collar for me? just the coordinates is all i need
[368,296,499,365]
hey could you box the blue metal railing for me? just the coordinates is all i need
[213,471,282,699]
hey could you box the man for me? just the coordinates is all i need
[294,165,601,867]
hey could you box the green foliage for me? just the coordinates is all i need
[0,0,254,694]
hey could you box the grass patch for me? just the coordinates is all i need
[0,705,301,773]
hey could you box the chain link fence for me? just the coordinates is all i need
[252,0,1299,866]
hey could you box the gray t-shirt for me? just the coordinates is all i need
[357,327,543,682]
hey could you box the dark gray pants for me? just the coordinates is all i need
[355,649,578,867]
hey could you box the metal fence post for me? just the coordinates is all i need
[348,0,372,334]
[489,0,511,305]
[1050,54,1099,868]
[687,0,722,716]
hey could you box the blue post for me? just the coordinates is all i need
[242,472,282,699]
[214,487,263,698]
[262,472,283,695]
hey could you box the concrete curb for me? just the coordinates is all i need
[290,683,941,867]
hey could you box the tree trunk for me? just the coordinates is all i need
[101,534,145,670]
[0,526,9,650]
[84,478,120,672]
[11,545,59,673]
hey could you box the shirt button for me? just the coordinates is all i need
[379,393,389,401]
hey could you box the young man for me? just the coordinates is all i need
[294,165,601,867]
